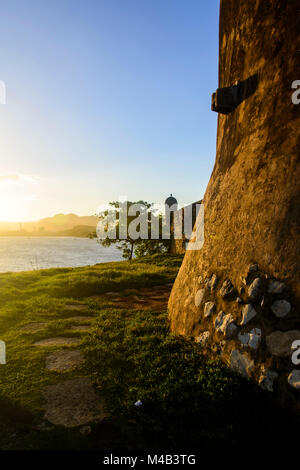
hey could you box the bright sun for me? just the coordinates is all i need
[0,184,27,222]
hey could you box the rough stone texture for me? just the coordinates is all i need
[65,304,89,311]
[248,278,263,302]
[42,378,107,426]
[34,337,81,347]
[66,316,94,323]
[238,328,262,350]
[240,304,257,325]
[71,325,92,332]
[168,0,300,332]
[204,302,216,318]
[168,0,300,409]
[242,264,259,285]
[205,274,218,292]
[105,291,122,297]
[288,370,300,390]
[195,331,210,347]
[230,350,254,378]
[271,299,291,318]
[19,322,47,333]
[215,312,237,338]
[266,331,300,357]
[194,289,205,307]
[259,368,278,392]
[219,279,235,299]
[45,350,83,371]
[268,280,285,294]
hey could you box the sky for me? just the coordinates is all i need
[0,0,220,222]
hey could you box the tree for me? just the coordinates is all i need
[95,200,170,260]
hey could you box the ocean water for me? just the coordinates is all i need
[0,237,124,273]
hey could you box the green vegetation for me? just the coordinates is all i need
[95,201,170,260]
[0,254,179,307]
[0,254,297,450]
[84,308,298,450]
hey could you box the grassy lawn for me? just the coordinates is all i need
[0,254,297,450]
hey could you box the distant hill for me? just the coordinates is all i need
[0,214,99,237]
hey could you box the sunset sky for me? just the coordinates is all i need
[0,0,219,222]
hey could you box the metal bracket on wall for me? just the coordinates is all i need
[211,74,258,114]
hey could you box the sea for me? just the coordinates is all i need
[0,237,124,273]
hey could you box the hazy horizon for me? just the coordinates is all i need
[0,211,98,225]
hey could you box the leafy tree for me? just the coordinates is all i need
[95,201,170,260]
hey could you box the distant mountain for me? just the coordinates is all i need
[0,214,99,237]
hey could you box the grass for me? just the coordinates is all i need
[84,307,297,450]
[0,255,179,306]
[0,253,297,450]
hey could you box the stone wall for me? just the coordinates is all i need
[168,0,300,411]
[170,200,202,254]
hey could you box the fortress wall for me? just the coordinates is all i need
[168,0,300,410]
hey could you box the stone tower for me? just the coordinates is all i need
[168,0,300,409]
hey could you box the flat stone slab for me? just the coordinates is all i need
[266,330,300,357]
[66,316,94,323]
[104,292,121,297]
[230,349,254,377]
[65,304,89,311]
[19,322,48,333]
[34,337,81,347]
[71,325,92,332]
[46,350,83,371]
[42,378,107,426]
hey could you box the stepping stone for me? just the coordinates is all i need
[34,337,81,347]
[42,377,107,427]
[104,292,121,297]
[19,322,47,333]
[123,289,139,296]
[71,325,92,332]
[65,304,89,311]
[66,316,94,323]
[46,350,83,371]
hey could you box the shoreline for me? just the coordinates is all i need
[0,237,123,274]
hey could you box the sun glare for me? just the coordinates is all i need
[0,183,28,222]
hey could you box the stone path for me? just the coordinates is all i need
[34,285,172,429]
[45,350,84,371]
[34,337,81,347]
[66,316,94,322]
[19,322,48,333]
[65,304,90,311]
[42,378,107,427]
[71,325,92,332]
